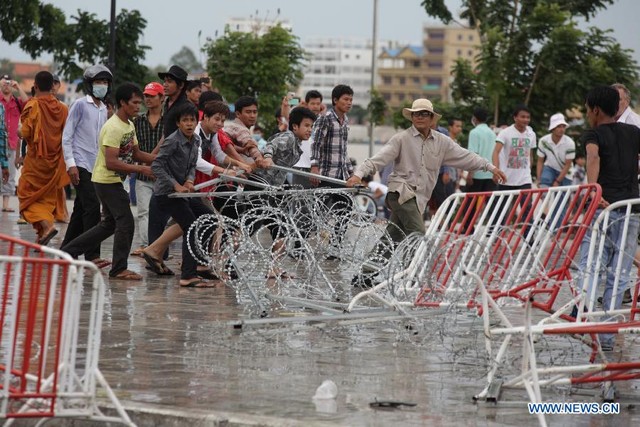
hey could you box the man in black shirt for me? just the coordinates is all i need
[148,65,191,253]
[158,65,190,138]
[576,85,640,351]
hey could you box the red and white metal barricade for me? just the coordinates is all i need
[0,234,134,425]
[348,184,601,313]
[471,200,640,425]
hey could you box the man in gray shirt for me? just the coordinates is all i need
[347,98,507,286]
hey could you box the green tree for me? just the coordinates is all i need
[169,46,203,74]
[1,1,150,87]
[421,0,638,131]
[368,89,387,126]
[204,25,307,129]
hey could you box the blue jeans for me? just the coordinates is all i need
[538,165,571,188]
[577,209,639,347]
[539,166,571,231]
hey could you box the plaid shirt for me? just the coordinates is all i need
[0,104,7,168]
[310,108,353,180]
[252,130,303,186]
[134,111,164,182]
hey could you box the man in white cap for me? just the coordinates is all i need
[536,113,575,188]
[347,98,507,286]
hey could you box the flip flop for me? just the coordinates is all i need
[265,270,296,279]
[110,270,143,281]
[91,258,112,269]
[197,269,220,280]
[2,208,15,212]
[130,247,146,257]
[142,252,174,275]
[180,279,218,288]
[39,228,58,246]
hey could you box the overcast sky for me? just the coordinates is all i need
[1,0,638,67]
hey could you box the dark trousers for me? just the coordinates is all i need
[61,182,134,277]
[319,181,353,247]
[490,183,533,237]
[463,178,498,232]
[61,167,101,260]
[155,195,215,280]
[148,194,172,259]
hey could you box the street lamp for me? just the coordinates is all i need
[108,0,116,72]
[368,0,379,158]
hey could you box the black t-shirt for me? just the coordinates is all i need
[162,93,189,138]
[580,122,640,206]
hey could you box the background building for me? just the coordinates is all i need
[377,24,480,107]
[299,37,395,108]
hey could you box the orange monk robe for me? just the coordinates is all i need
[18,95,69,235]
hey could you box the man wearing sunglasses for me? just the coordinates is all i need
[347,98,507,286]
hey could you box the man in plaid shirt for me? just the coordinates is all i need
[309,84,354,260]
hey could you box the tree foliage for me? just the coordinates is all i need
[421,0,638,131]
[205,25,307,129]
[1,1,149,87]
[368,89,387,126]
[170,46,203,74]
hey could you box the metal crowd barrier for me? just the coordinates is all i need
[0,234,134,426]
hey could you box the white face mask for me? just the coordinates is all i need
[93,84,108,99]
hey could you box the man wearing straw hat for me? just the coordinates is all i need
[347,98,507,286]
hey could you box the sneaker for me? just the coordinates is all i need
[600,342,614,352]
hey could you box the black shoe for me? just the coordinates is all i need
[224,261,239,279]
[622,289,633,304]
[351,274,378,289]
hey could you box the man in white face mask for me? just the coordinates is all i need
[60,64,113,268]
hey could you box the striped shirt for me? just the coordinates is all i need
[310,108,353,180]
[134,111,164,182]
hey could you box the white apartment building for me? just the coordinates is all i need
[299,37,389,108]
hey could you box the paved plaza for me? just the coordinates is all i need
[1,196,639,426]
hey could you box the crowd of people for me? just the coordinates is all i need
[0,68,639,319]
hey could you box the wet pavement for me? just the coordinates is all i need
[1,196,639,426]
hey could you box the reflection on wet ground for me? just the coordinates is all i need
[2,204,639,426]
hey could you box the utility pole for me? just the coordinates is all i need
[368,0,379,158]
[108,0,117,72]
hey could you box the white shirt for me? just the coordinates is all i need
[537,134,576,172]
[496,125,537,186]
[293,138,312,168]
[194,123,226,175]
[618,106,640,128]
[367,180,388,196]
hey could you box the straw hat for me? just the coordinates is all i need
[402,98,442,122]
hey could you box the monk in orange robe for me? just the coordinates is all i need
[18,71,69,245]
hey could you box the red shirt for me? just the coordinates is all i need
[0,95,24,150]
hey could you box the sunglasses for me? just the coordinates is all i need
[411,111,434,118]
